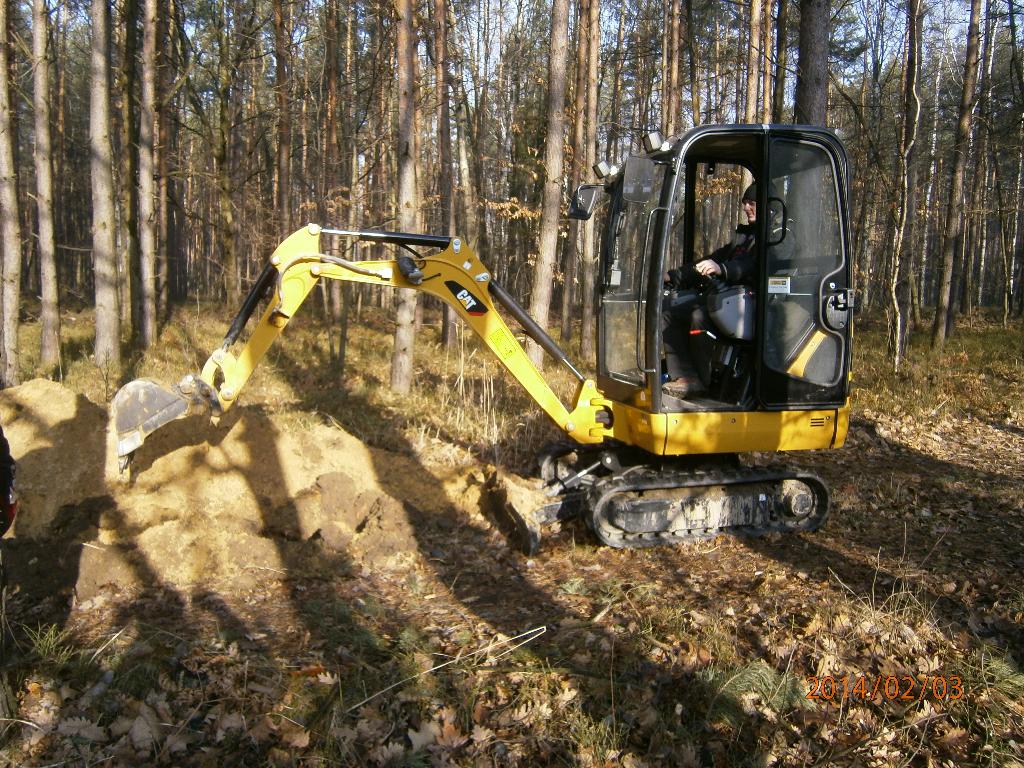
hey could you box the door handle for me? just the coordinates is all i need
[824,288,852,330]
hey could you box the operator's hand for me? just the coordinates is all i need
[695,259,722,277]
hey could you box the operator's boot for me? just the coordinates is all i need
[662,362,705,398]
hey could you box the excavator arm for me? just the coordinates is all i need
[112,224,614,468]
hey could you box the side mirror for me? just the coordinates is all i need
[621,155,657,203]
[766,196,788,246]
[569,184,602,220]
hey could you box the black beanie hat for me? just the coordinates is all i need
[742,183,757,201]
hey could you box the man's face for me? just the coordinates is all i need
[742,198,756,224]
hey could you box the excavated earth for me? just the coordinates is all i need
[0,379,538,602]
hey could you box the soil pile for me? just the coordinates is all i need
[0,379,488,599]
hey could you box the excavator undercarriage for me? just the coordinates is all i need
[503,443,829,553]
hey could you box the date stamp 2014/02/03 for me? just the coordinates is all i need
[806,675,965,703]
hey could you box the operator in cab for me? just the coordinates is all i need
[661,181,784,399]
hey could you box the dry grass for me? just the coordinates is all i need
[853,313,1024,424]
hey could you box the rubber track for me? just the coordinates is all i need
[586,465,830,549]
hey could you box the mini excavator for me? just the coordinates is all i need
[112,124,853,553]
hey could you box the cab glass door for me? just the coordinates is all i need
[599,157,666,389]
[759,138,851,407]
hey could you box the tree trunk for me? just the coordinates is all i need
[456,97,479,247]
[760,0,773,122]
[33,0,60,372]
[562,0,589,343]
[527,0,570,368]
[121,0,141,337]
[433,0,457,348]
[687,0,701,126]
[323,0,340,357]
[919,57,943,309]
[605,5,625,155]
[989,122,1014,327]
[793,0,829,124]
[137,0,157,347]
[664,0,681,136]
[158,0,178,311]
[580,0,600,360]
[772,0,789,121]
[324,0,338,216]
[90,0,120,373]
[1010,124,1024,318]
[931,0,982,350]
[1008,0,1024,99]
[273,0,291,236]
[960,0,995,317]
[215,0,238,306]
[0,0,21,386]
[745,0,762,123]
[390,0,419,393]
[886,0,921,371]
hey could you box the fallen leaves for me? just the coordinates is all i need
[7,323,1024,767]
[56,716,106,742]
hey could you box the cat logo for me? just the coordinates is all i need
[445,280,488,316]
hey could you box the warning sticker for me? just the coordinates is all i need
[488,327,518,361]
[768,276,791,294]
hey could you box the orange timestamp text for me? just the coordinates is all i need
[805,674,965,703]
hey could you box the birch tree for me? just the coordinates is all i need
[887,0,923,370]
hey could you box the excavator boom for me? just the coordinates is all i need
[112,224,613,470]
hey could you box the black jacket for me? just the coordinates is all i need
[707,223,758,285]
[666,218,795,290]
[666,222,757,290]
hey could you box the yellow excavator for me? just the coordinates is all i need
[112,125,853,553]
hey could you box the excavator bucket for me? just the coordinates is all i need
[486,469,582,554]
[111,376,216,470]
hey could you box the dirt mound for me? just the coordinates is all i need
[0,379,109,537]
[1,379,484,598]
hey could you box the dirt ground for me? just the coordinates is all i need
[1,378,496,599]
[1,373,1023,766]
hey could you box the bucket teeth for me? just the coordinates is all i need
[111,376,213,461]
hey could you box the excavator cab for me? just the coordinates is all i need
[583,124,852,455]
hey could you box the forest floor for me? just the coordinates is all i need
[1,304,1023,767]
